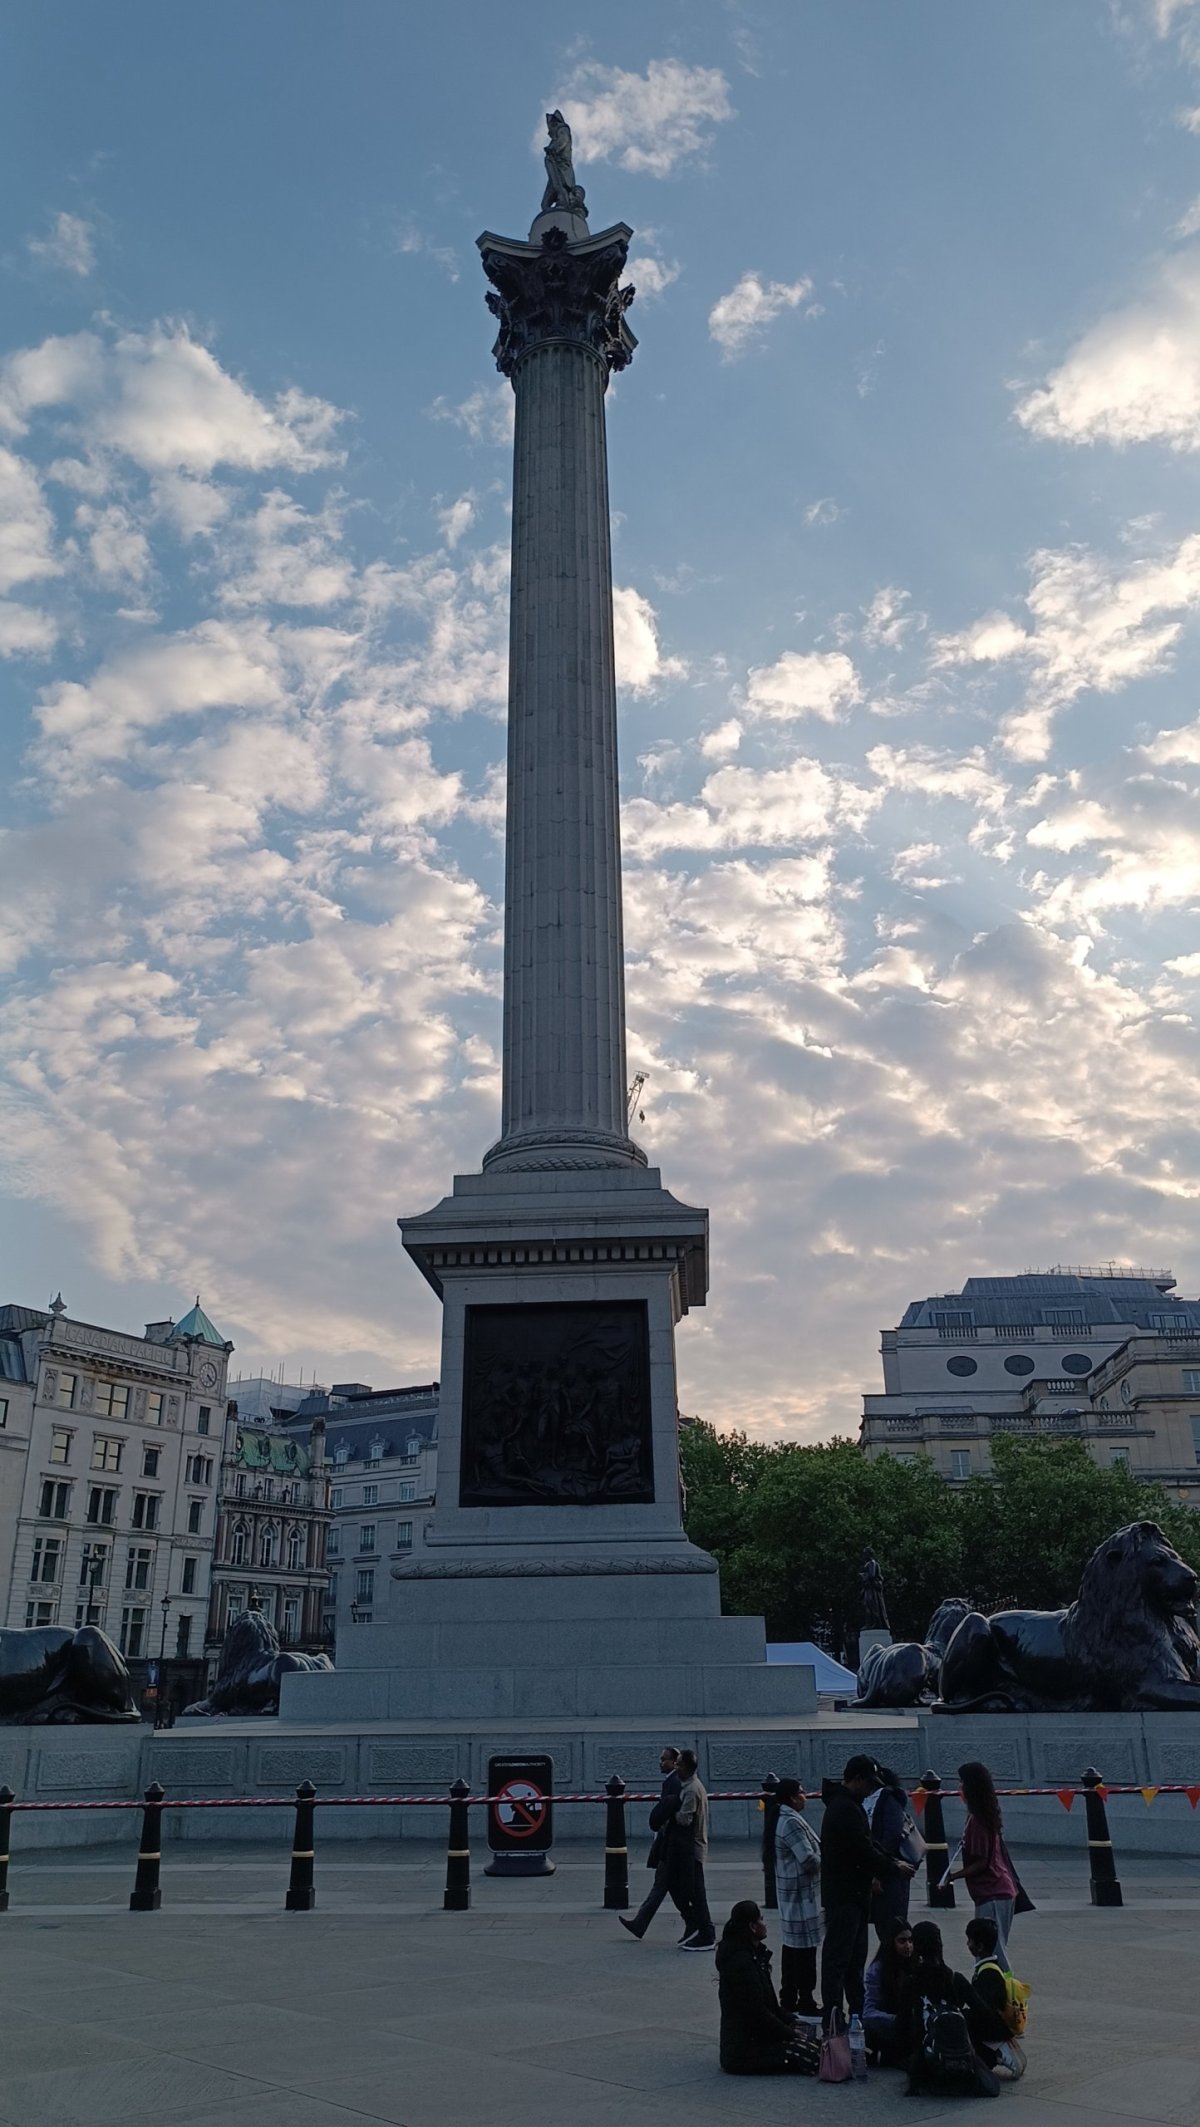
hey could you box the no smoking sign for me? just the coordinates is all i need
[486,1754,555,1873]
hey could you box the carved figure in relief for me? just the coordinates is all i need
[0,1624,138,1724]
[936,1520,1200,1713]
[541,109,587,216]
[855,1598,972,1709]
[460,1300,654,1507]
[182,1607,331,1718]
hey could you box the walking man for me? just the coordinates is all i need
[619,1745,682,1940]
[820,1754,913,2027]
[676,1747,715,1949]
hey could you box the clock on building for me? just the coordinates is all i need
[198,1360,218,1388]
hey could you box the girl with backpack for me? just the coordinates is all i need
[896,1921,1010,2099]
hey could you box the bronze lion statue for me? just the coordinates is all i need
[0,1624,138,1724]
[855,1598,972,1709]
[936,1520,1200,1713]
[183,1609,332,1717]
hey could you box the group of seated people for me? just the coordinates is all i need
[717,1903,1027,2095]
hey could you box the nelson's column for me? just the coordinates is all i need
[286,121,809,1727]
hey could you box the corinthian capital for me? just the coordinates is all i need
[478,223,638,381]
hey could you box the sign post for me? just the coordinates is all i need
[484,1754,555,1877]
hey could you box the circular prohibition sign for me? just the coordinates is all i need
[491,1777,549,1840]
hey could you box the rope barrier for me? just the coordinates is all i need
[9,1780,1200,1812]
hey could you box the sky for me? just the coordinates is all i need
[3,1,1200,1440]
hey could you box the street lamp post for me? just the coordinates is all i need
[155,1593,172,1730]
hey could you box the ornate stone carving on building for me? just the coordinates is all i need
[393,1553,717,1580]
[480,227,637,379]
[458,1299,654,1508]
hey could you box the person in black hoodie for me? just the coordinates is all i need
[819,1753,913,2031]
[896,1920,1008,2098]
[618,1744,682,1940]
[866,1761,913,1939]
[716,1901,818,2076]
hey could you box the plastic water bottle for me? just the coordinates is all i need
[848,2014,868,2079]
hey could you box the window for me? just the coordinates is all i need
[362,1483,379,1506]
[259,1524,277,1568]
[1003,1354,1035,1376]
[331,1487,343,1510]
[120,1607,146,1657]
[950,1450,972,1481]
[38,1480,70,1520]
[1192,1417,1200,1466]
[146,1392,163,1425]
[945,1356,978,1377]
[1044,1308,1085,1329]
[1184,1372,1200,1395]
[31,1536,62,1583]
[79,1541,109,1589]
[1060,1353,1093,1375]
[125,1546,152,1591]
[368,1437,384,1463]
[359,1524,376,1554]
[334,1444,350,1467]
[1109,1447,1131,1468]
[327,1571,339,1607]
[227,1593,244,1624]
[181,1556,197,1595]
[933,1310,974,1336]
[235,1474,246,1498]
[327,1528,340,1556]
[142,1446,160,1478]
[396,1519,414,1550]
[894,1452,916,1465]
[131,1492,160,1531]
[86,1485,117,1525]
[197,1405,211,1434]
[95,1382,128,1419]
[54,1372,77,1408]
[187,1497,204,1534]
[26,1600,55,1627]
[399,1480,416,1502]
[231,1521,249,1565]
[175,1614,192,1657]
[282,1597,300,1643]
[406,1437,422,1457]
[286,1525,303,1571]
[186,1455,213,1486]
[75,1598,102,1627]
[355,1568,374,1604]
[50,1427,71,1463]
[91,1436,122,1472]
[0,1396,7,1427]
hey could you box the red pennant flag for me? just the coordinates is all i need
[1186,1787,1200,1810]
[1141,1787,1159,1807]
[1095,1784,1108,1801]
[911,1789,927,1817]
[1055,1789,1075,1812]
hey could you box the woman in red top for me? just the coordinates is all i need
[949,1760,1018,1970]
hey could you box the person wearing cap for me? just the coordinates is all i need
[772,1776,822,2016]
[819,1753,914,2032]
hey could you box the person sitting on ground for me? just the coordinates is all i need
[966,1915,1029,2081]
[863,1914,914,2065]
[896,1920,1010,2099]
[715,1901,819,2077]
[772,1776,822,2017]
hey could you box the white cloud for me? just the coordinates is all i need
[743,648,861,722]
[804,497,843,528]
[623,754,878,857]
[867,742,1009,813]
[862,586,919,650]
[217,490,354,609]
[27,211,95,276]
[626,253,680,300]
[0,445,59,593]
[550,59,733,178]
[708,272,814,359]
[1016,255,1200,451]
[392,219,459,281]
[0,601,56,656]
[613,584,686,692]
[700,718,743,760]
[428,383,514,447]
[76,502,152,587]
[437,493,476,549]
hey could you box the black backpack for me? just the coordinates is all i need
[921,2003,1000,2099]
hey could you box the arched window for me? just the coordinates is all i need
[286,1524,304,1571]
[259,1522,277,1569]
[230,1520,248,1566]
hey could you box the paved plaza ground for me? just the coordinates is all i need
[1,1838,1199,2125]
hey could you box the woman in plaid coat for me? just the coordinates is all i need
[773,1777,822,2015]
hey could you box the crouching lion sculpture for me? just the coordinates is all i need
[856,1598,972,1709]
[183,1608,332,1717]
[0,1624,138,1724]
[936,1520,1200,1714]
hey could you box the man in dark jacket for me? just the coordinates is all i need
[618,1744,682,1939]
[820,1753,913,2030]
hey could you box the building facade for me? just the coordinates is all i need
[0,1297,230,1701]
[280,1382,438,1641]
[204,1410,330,1659]
[861,1268,1200,1498]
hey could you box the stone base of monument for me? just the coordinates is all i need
[858,1628,892,1658]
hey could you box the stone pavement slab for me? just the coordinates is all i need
[0,1842,1197,2127]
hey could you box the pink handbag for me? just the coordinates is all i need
[819,2014,852,2083]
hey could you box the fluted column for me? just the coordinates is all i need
[477,220,643,1171]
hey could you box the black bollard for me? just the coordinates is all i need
[920,1770,955,1909]
[1081,1767,1123,1908]
[0,1784,12,1914]
[285,1779,318,1911]
[760,1772,780,1911]
[129,1781,165,1911]
[603,1773,630,1910]
[444,1776,471,1911]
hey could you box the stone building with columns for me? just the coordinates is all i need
[204,1403,331,1661]
[0,1296,230,1702]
